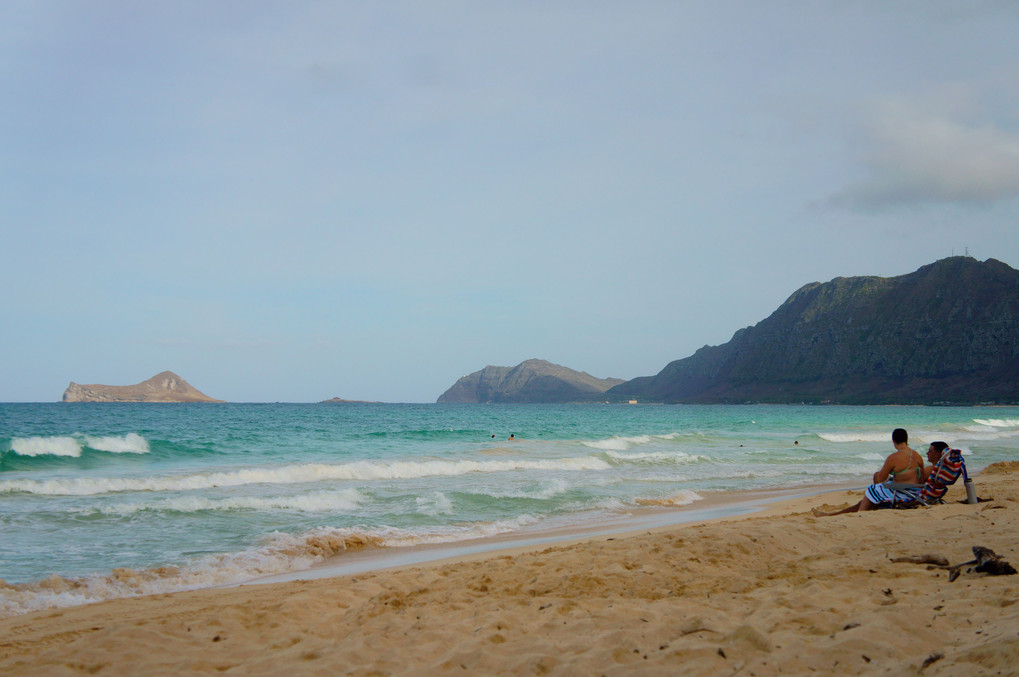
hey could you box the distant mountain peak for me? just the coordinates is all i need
[437,359,624,403]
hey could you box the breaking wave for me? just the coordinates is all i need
[635,490,704,507]
[8,433,150,458]
[817,432,890,443]
[0,456,611,496]
[973,419,1019,428]
[603,449,704,464]
[583,435,655,451]
[10,436,82,457]
[465,477,574,501]
[84,433,150,454]
[581,433,687,451]
[416,492,454,516]
[70,489,367,516]
[0,517,541,618]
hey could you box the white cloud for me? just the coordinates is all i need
[828,96,1019,210]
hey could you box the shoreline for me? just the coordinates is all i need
[0,479,864,618]
[245,479,864,586]
[3,468,1016,674]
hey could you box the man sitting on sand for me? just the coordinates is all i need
[924,441,948,482]
[813,428,926,517]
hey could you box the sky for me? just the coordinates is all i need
[3,1,1019,403]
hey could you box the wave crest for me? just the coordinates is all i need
[0,457,611,496]
[0,517,542,618]
[582,435,653,451]
[817,432,890,443]
[466,477,573,501]
[84,433,150,454]
[8,433,150,458]
[604,449,703,464]
[416,492,454,516]
[972,419,1019,429]
[10,436,82,457]
[71,489,367,516]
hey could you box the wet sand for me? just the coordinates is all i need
[246,481,862,585]
[1,467,1016,676]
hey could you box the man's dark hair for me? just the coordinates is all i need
[892,428,908,445]
[930,441,949,453]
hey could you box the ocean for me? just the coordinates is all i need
[2,402,1018,617]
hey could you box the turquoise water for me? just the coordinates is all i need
[2,402,1018,616]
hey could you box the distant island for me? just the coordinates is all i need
[607,256,1019,405]
[320,397,379,404]
[437,358,624,403]
[62,371,224,403]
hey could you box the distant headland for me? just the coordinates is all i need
[607,256,1019,405]
[62,371,224,403]
[438,257,1019,405]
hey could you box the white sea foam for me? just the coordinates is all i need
[952,430,1019,442]
[591,497,629,512]
[468,477,574,501]
[555,497,631,515]
[72,489,367,516]
[582,435,653,451]
[10,436,82,457]
[698,467,790,481]
[635,490,703,507]
[416,492,454,517]
[0,518,543,618]
[525,478,573,500]
[603,449,703,464]
[816,429,1013,445]
[817,432,890,443]
[84,433,150,454]
[973,418,1019,428]
[0,456,612,496]
[8,433,150,457]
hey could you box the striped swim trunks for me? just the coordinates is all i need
[865,482,922,506]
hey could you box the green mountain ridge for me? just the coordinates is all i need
[608,256,1019,404]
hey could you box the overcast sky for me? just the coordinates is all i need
[3,1,1018,402]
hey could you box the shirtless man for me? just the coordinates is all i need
[923,441,948,482]
[813,428,925,516]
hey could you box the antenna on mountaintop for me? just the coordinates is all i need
[965,246,970,257]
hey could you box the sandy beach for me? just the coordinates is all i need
[2,465,1016,676]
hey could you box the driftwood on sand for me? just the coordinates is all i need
[893,547,1018,582]
[889,554,950,566]
[945,546,1018,582]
